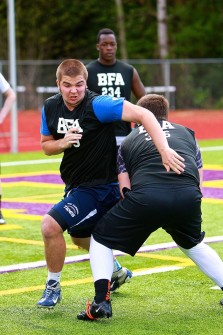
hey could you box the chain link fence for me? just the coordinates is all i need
[1,59,223,111]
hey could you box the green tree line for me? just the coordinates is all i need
[1,0,223,61]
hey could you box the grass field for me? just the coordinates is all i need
[0,138,223,335]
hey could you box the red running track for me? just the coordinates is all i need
[0,109,223,153]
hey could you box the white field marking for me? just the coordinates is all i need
[1,158,62,167]
[132,266,183,277]
[0,236,222,274]
[200,146,223,152]
[1,145,223,167]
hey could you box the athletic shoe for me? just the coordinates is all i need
[110,267,133,292]
[220,298,223,306]
[77,299,112,321]
[0,212,6,225]
[37,280,62,308]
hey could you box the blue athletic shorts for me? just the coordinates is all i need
[48,183,120,238]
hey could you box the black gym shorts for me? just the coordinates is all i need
[93,184,204,256]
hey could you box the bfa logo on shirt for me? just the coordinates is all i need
[57,118,82,133]
[57,118,83,147]
[138,121,175,141]
[97,73,125,97]
[97,73,125,86]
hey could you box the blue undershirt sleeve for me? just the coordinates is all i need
[92,95,125,123]
[40,106,51,135]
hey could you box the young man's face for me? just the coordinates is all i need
[57,75,87,110]
[97,34,117,63]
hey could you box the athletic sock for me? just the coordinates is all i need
[47,271,61,285]
[179,242,223,287]
[94,279,110,303]
[113,258,122,273]
[90,236,114,282]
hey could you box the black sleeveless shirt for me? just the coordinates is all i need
[86,60,134,137]
[43,90,117,188]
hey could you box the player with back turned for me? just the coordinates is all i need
[77,94,223,321]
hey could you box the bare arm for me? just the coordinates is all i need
[41,127,83,156]
[131,68,146,99]
[121,100,185,174]
[118,171,131,198]
[0,87,16,124]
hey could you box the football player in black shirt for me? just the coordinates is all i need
[86,28,146,146]
[78,94,223,321]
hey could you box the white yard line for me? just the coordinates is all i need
[200,146,223,152]
[0,236,222,274]
[1,158,62,167]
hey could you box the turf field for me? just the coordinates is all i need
[0,138,223,335]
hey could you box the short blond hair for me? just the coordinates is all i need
[56,59,88,82]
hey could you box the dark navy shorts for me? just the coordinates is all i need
[48,184,120,238]
[93,184,204,256]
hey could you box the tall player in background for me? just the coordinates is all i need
[0,73,16,224]
[86,28,146,147]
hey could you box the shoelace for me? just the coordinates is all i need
[105,282,111,301]
[43,287,57,298]
[85,300,98,320]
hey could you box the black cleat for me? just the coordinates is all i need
[220,298,223,306]
[77,299,112,321]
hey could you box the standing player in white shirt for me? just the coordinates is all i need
[0,72,16,224]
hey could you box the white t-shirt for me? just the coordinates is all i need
[0,73,10,94]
